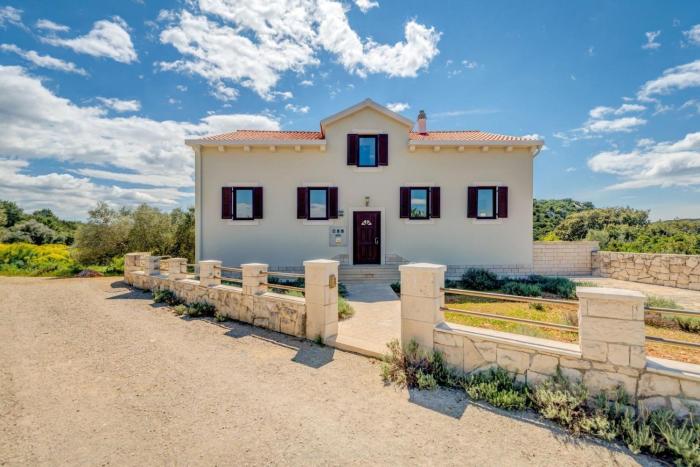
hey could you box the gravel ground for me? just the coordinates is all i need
[0,277,657,466]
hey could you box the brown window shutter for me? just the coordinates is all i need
[297,187,308,219]
[467,187,478,218]
[252,187,263,219]
[497,186,508,218]
[378,134,388,166]
[347,134,358,165]
[399,187,411,218]
[329,187,339,219]
[222,187,232,219]
[429,187,440,218]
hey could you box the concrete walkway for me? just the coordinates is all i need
[334,282,400,358]
[571,277,700,309]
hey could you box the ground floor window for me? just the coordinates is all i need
[476,187,496,219]
[409,187,430,219]
[233,188,254,220]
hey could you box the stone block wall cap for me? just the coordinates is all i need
[647,356,700,383]
[576,287,646,301]
[303,259,340,265]
[399,263,447,272]
[199,259,222,264]
[241,262,269,267]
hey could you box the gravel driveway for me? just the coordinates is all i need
[0,277,656,466]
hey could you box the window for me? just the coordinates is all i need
[400,186,440,219]
[467,186,508,219]
[347,134,388,166]
[409,188,429,219]
[297,187,339,220]
[234,188,254,220]
[358,136,377,167]
[476,187,496,219]
[308,188,329,220]
[221,186,263,220]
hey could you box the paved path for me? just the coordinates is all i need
[572,276,700,309]
[0,276,654,466]
[335,282,400,358]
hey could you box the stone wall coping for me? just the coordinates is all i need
[597,250,699,259]
[262,291,306,304]
[399,263,447,272]
[303,259,340,265]
[534,241,600,246]
[212,284,243,292]
[434,322,581,357]
[647,357,700,383]
[576,287,646,302]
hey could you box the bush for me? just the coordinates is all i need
[645,296,681,310]
[152,289,182,306]
[676,317,700,334]
[0,243,79,276]
[462,368,529,410]
[460,268,500,291]
[530,370,589,431]
[528,275,577,299]
[338,297,354,320]
[185,301,216,318]
[381,339,460,389]
[390,282,400,294]
[500,281,542,297]
[214,311,229,322]
[2,219,61,245]
[104,256,124,275]
[173,304,188,316]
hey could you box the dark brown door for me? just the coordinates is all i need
[353,211,381,264]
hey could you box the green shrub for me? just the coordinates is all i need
[675,317,700,334]
[338,282,348,298]
[460,268,500,291]
[104,256,124,275]
[0,243,79,276]
[185,301,216,317]
[381,339,460,389]
[214,311,229,322]
[530,370,588,431]
[462,368,529,410]
[338,297,354,320]
[173,304,188,316]
[390,282,400,294]
[152,289,182,306]
[529,302,547,312]
[500,281,542,297]
[645,296,681,310]
[528,275,577,299]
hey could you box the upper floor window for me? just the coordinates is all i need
[467,186,508,219]
[221,186,263,220]
[358,136,377,167]
[347,134,389,166]
[308,188,329,220]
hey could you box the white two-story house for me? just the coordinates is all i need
[186,99,543,279]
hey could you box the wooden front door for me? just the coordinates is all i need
[353,211,381,264]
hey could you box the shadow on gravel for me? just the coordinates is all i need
[106,282,152,301]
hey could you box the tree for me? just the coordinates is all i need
[72,202,132,265]
[3,219,60,245]
[0,200,24,228]
[553,207,649,241]
[169,207,195,261]
[533,199,595,240]
[127,204,173,255]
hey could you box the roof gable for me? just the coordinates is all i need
[319,98,413,135]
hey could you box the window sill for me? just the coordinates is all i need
[303,220,333,225]
[226,220,260,226]
[469,218,503,225]
[352,166,384,173]
[404,219,435,225]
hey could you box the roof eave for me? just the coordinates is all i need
[319,98,413,134]
[408,139,545,147]
[185,138,327,147]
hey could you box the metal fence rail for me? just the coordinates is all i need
[441,288,579,306]
[440,306,578,332]
[263,282,305,293]
[645,335,700,349]
[268,271,305,279]
[644,306,700,318]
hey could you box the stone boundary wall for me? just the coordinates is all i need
[446,241,599,279]
[124,253,340,342]
[593,251,700,291]
[400,263,700,417]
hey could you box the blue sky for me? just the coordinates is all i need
[0,0,699,220]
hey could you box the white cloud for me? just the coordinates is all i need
[0,5,23,29]
[35,19,69,32]
[638,59,700,101]
[588,103,645,119]
[354,0,378,13]
[462,59,478,69]
[557,102,647,143]
[642,30,661,50]
[588,132,700,189]
[157,0,440,100]
[0,65,279,217]
[521,134,543,141]
[680,99,700,114]
[386,102,409,112]
[565,167,576,173]
[0,44,88,75]
[284,103,309,114]
[585,117,646,133]
[636,138,655,147]
[96,97,141,112]
[176,84,188,91]
[41,16,138,64]
[299,79,313,86]
[683,24,700,46]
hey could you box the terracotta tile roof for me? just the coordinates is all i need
[202,130,324,141]
[408,131,535,142]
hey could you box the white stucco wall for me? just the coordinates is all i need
[195,107,535,268]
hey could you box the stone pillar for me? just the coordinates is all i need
[577,287,646,370]
[242,263,268,295]
[199,260,221,287]
[168,258,187,280]
[143,256,161,276]
[303,259,339,342]
[399,263,446,350]
[124,252,148,273]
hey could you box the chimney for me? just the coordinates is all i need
[417,110,427,134]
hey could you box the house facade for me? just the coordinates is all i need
[186,99,543,273]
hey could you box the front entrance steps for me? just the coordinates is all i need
[338,264,403,284]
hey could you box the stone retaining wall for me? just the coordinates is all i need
[593,251,700,291]
[400,263,700,417]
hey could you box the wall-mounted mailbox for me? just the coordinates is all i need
[329,226,347,247]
